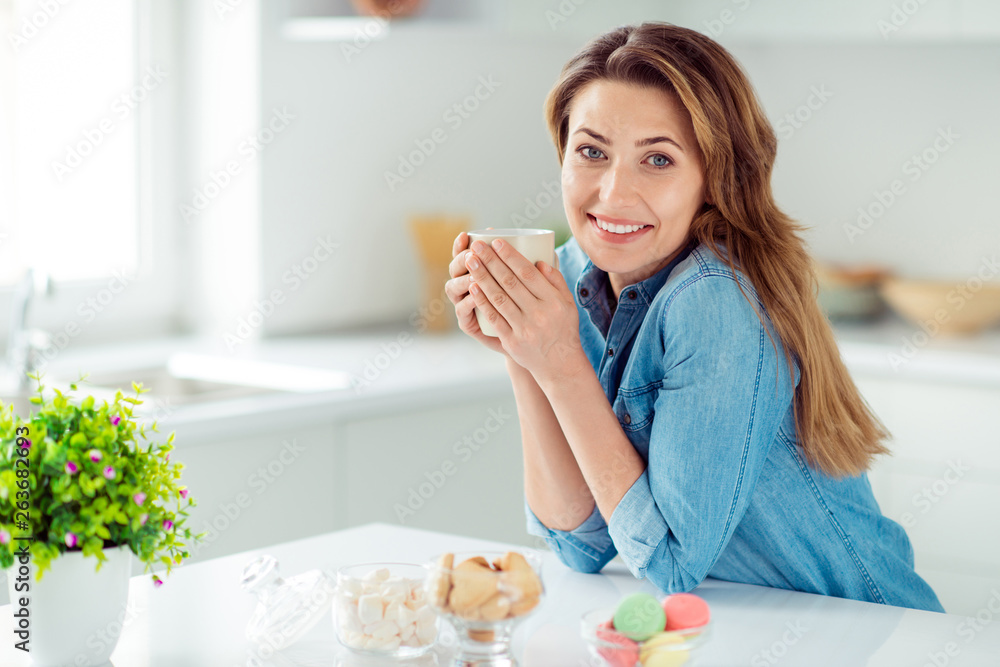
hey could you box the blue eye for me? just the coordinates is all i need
[647,154,670,168]
[579,146,605,160]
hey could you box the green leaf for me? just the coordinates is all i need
[96,525,111,540]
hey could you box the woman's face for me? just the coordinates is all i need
[561,79,707,289]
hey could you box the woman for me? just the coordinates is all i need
[444,22,943,612]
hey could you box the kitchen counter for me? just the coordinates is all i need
[833,316,1000,388]
[2,523,997,666]
[37,328,514,442]
[34,316,1000,442]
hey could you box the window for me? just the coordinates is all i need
[0,0,180,350]
[2,0,139,284]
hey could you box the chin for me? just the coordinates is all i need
[579,247,639,275]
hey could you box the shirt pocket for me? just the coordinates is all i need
[613,383,660,458]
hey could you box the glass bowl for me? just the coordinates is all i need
[425,550,545,667]
[334,562,437,658]
[581,607,711,667]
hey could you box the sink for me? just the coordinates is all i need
[80,366,276,405]
[84,352,353,403]
[2,353,353,417]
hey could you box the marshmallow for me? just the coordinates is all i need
[357,594,384,625]
[396,604,417,628]
[363,568,391,584]
[335,568,438,653]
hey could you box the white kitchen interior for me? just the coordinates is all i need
[1,0,1000,665]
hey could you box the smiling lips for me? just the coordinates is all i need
[588,214,652,242]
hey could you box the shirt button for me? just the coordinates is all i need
[628,290,637,300]
[580,287,589,297]
[623,413,631,424]
[607,348,614,357]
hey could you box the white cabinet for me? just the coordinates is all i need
[855,375,1000,617]
[340,394,531,547]
[172,422,342,566]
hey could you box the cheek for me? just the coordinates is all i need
[561,169,585,214]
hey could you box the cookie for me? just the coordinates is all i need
[447,557,498,613]
[468,628,495,643]
[429,553,453,608]
[613,592,665,642]
[477,592,512,621]
[498,552,542,603]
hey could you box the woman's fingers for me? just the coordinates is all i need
[444,274,473,305]
[488,239,552,300]
[451,231,468,258]
[465,240,539,318]
[538,260,572,298]
[455,294,507,354]
[468,280,512,337]
[449,232,472,279]
[449,250,473,279]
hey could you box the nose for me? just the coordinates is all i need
[599,161,638,208]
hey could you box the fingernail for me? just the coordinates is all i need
[469,282,480,295]
[472,240,487,253]
[467,254,480,270]
[491,239,503,250]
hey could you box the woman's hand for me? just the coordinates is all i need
[445,231,507,356]
[464,238,588,385]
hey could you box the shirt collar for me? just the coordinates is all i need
[574,239,697,311]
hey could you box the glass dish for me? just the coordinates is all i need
[581,607,711,667]
[241,554,336,651]
[335,562,437,658]
[425,550,544,667]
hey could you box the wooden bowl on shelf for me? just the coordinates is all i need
[814,262,890,321]
[878,276,1000,336]
[351,0,425,18]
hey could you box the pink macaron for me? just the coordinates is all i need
[596,619,640,667]
[662,593,711,631]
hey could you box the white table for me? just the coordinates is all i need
[2,523,998,666]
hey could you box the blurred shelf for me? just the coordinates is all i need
[277,0,1000,44]
[833,314,1000,388]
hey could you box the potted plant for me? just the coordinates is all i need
[0,373,203,667]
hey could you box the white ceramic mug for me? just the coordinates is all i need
[467,228,556,337]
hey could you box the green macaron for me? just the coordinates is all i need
[612,592,666,641]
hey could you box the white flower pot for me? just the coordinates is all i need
[6,544,132,667]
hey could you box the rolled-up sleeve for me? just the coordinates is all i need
[606,275,797,593]
[525,500,618,573]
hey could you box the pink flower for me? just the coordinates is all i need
[133,492,146,506]
[153,576,163,588]
[65,532,78,548]
[65,461,79,474]
[89,450,102,462]
[103,466,115,480]
[140,513,149,526]
[110,415,121,426]
[162,519,174,531]
[21,439,31,450]
[179,488,189,500]
[0,530,10,545]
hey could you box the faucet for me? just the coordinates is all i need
[3,268,54,394]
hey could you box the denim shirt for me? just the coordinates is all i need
[526,237,944,613]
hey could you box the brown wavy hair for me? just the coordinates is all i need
[544,22,888,476]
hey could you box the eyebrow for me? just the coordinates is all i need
[574,127,685,152]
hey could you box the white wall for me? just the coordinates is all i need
[241,1,1000,339]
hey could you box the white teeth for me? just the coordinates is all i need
[594,217,646,234]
